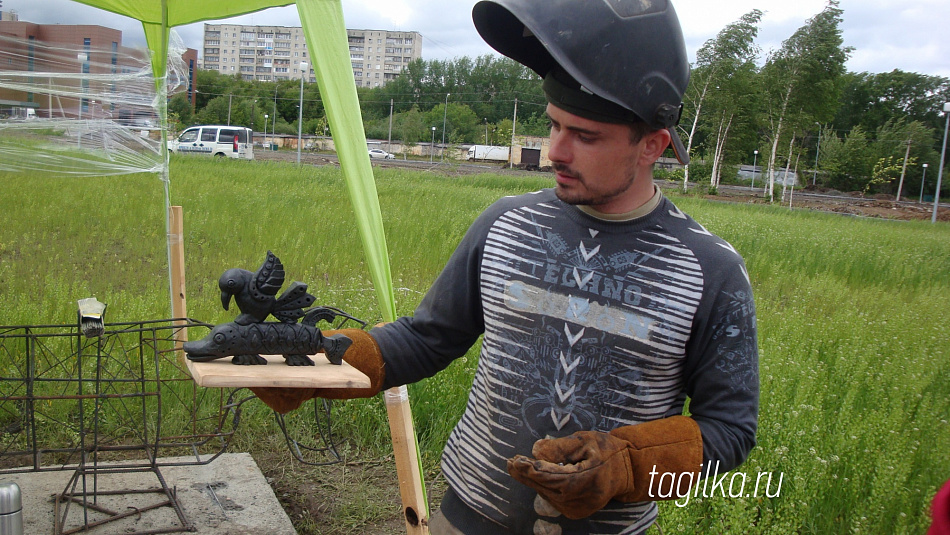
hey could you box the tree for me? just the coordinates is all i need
[760,1,852,201]
[835,70,950,138]
[395,105,426,151]
[870,119,936,197]
[681,10,763,190]
[359,55,543,132]
[819,126,871,192]
[195,96,230,125]
[866,156,906,195]
[167,93,194,127]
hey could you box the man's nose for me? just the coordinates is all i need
[547,129,570,164]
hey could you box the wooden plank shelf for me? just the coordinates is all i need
[186,354,370,389]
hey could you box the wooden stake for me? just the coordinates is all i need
[168,205,188,367]
[385,386,429,533]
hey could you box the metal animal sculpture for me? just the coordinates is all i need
[219,250,315,325]
[184,251,352,366]
[184,312,352,366]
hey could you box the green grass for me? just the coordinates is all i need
[1,156,948,533]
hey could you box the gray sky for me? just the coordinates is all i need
[6,0,950,78]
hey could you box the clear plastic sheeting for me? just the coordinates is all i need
[0,31,188,178]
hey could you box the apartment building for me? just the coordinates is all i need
[202,24,421,87]
[0,16,198,118]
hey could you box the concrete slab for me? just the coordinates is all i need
[1,453,295,534]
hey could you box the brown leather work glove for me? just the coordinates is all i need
[251,328,385,413]
[507,415,702,519]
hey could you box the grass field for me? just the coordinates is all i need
[1,155,948,533]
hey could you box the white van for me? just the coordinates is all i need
[168,125,255,160]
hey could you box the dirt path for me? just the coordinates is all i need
[258,149,948,222]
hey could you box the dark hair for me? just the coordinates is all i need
[628,120,658,145]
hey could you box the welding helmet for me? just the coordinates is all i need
[472,0,691,163]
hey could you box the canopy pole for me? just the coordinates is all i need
[297,1,428,532]
[168,205,188,366]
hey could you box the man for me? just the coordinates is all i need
[257,1,758,533]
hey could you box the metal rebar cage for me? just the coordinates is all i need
[0,318,246,534]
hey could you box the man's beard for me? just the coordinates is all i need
[552,163,637,208]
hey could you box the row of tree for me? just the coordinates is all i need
[169,53,552,150]
[684,1,948,200]
[171,0,949,199]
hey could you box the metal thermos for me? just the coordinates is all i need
[0,482,22,535]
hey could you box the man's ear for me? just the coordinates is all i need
[639,128,672,166]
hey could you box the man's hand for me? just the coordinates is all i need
[507,416,703,519]
[251,328,385,413]
[508,431,633,519]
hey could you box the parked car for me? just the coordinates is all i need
[368,148,395,160]
[167,125,255,160]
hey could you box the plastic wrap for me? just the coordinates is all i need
[0,30,189,178]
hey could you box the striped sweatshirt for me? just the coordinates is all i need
[373,189,759,534]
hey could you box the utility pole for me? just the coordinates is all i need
[297,62,307,165]
[227,94,232,125]
[387,98,394,154]
[510,98,518,169]
[895,139,911,202]
[441,93,450,162]
[933,102,950,224]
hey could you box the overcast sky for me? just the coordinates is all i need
[5,0,950,78]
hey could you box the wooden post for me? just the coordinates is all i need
[385,386,429,533]
[168,205,188,366]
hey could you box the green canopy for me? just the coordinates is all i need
[70,0,398,323]
[63,4,425,529]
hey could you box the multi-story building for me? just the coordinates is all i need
[202,24,421,87]
[0,9,20,22]
[0,16,198,118]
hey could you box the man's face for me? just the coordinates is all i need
[546,103,660,214]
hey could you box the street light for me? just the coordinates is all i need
[933,102,950,224]
[430,126,436,163]
[751,150,758,190]
[297,61,307,165]
[813,122,821,185]
[441,93,450,162]
[484,118,488,145]
[920,164,929,203]
[264,114,269,150]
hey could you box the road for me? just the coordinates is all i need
[256,149,947,222]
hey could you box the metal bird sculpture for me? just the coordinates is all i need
[185,251,352,366]
[219,250,315,325]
